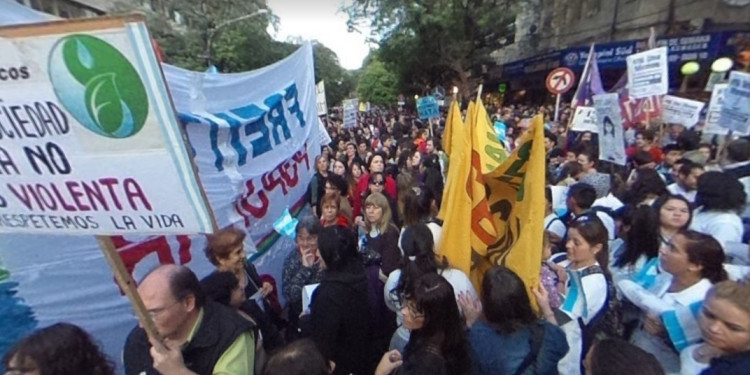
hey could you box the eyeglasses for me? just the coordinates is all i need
[146,299,181,319]
[370,180,384,186]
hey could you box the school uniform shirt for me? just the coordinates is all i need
[667,183,697,203]
[544,213,567,240]
[690,209,744,251]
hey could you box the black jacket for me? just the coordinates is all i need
[702,351,750,375]
[123,300,254,375]
[306,260,374,375]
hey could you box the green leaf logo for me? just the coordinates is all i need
[49,34,149,138]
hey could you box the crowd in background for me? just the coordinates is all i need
[4,100,750,375]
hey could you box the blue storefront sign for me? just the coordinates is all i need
[503,31,731,78]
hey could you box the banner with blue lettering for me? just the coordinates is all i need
[0,41,320,373]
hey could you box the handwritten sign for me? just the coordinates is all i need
[719,71,750,135]
[315,81,327,116]
[417,96,440,120]
[570,106,599,133]
[0,18,213,235]
[627,47,669,99]
[342,99,358,129]
[704,84,729,135]
[661,95,705,128]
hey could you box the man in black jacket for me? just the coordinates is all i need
[123,265,255,375]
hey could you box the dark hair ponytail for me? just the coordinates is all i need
[678,229,728,283]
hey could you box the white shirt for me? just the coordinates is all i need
[544,213,567,240]
[690,209,743,251]
[667,183,697,203]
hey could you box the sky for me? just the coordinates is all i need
[265,0,373,70]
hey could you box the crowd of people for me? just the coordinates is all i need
[4,101,750,375]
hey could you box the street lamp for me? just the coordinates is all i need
[204,9,269,67]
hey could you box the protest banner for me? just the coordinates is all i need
[570,106,599,133]
[704,84,729,135]
[342,98,358,128]
[417,95,440,120]
[719,71,750,135]
[593,93,627,166]
[627,47,669,99]
[661,95,705,128]
[0,16,214,236]
[1,37,322,369]
[315,80,327,116]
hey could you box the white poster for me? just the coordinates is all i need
[570,106,599,133]
[1,39,322,371]
[704,84,729,135]
[661,95,705,128]
[593,93,627,166]
[719,71,750,135]
[342,98,358,129]
[0,20,213,235]
[627,47,669,99]
[315,80,327,116]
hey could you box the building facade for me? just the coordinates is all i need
[15,0,108,18]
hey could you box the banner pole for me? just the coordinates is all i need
[554,94,561,122]
[95,236,164,347]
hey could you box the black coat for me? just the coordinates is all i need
[306,260,374,375]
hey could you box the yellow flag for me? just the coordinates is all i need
[467,99,507,287]
[437,100,472,274]
[442,99,461,157]
[479,115,546,302]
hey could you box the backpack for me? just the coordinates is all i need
[576,266,625,371]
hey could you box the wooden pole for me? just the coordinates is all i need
[96,236,163,346]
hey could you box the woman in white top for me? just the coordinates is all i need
[680,279,750,375]
[690,171,745,253]
[535,215,621,375]
[384,223,476,352]
[621,230,728,374]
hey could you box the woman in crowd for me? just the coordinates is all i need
[680,279,750,374]
[361,192,403,280]
[356,152,397,210]
[204,227,285,351]
[621,168,668,206]
[356,172,400,230]
[385,224,475,352]
[622,230,728,373]
[2,323,115,375]
[536,216,622,375]
[610,204,660,284]
[460,266,569,375]
[376,273,471,375]
[584,338,664,375]
[303,225,374,375]
[320,192,350,228]
[691,171,746,251]
[309,154,329,217]
[324,174,353,222]
[282,216,325,339]
[399,186,442,253]
[655,194,693,248]
[421,154,444,207]
[332,159,359,210]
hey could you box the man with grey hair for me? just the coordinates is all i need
[123,264,255,375]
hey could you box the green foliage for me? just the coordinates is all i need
[345,0,520,95]
[357,58,398,106]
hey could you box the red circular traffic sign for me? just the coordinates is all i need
[546,67,576,94]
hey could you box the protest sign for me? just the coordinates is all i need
[317,117,332,145]
[0,16,213,235]
[627,47,669,99]
[417,96,440,120]
[315,81,327,116]
[719,71,750,135]
[661,95,705,128]
[570,106,599,133]
[704,84,729,135]
[342,98,358,128]
[593,93,627,166]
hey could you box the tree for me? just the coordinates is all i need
[357,58,398,106]
[345,0,520,97]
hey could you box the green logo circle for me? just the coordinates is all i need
[49,34,149,138]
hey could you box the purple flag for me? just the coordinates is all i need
[572,44,606,108]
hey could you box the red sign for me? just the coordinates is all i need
[546,68,575,94]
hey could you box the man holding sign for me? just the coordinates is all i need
[123,265,255,375]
